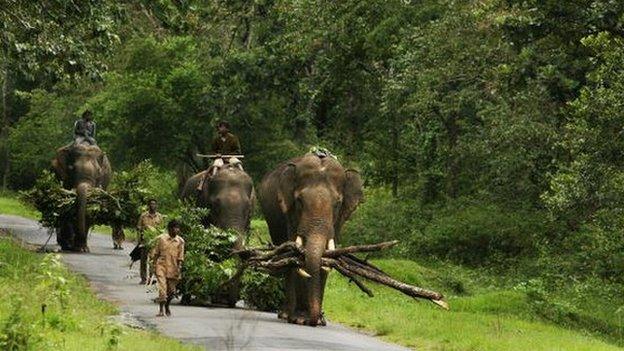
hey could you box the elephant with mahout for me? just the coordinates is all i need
[181,162,254,306]
[51,143,112,252]
[259,152,364,326]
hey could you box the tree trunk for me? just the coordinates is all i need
[1,61,10,191]
[391,113,399,197]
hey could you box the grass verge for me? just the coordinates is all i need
[324,259,622,351]
[0,193,39,219]
[0,236,198,351]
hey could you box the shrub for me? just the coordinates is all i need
[341,188,423,257]
[0,298,41,351]
[176,207,239,304]
[240,271,284,312]
[411,203,546,266]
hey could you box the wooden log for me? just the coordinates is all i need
[331,262,374,297]
[234,241,303,261]
[322,257,448,309]
[323,240,399,258]
[249,257,302,271]
[342,254,388,276]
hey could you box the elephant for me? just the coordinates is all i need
[51,143,112,252]
[180,163,254,306]
[259,153,363,326]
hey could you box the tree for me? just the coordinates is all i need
[0,0,123,189]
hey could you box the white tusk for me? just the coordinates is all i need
[295,236,303,247]
[321,266,331,273]
[297,268,311,278]
[431,299,450,310]
[327,239,335,251]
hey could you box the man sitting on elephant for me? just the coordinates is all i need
[196,120,243,191]
[73,109,97,146]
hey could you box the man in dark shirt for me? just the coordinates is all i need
[73,110,97,145]
[196,121,243,191]
[211,120,241,155]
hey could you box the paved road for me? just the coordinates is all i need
[0,214,409,351]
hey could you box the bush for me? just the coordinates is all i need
[412,203,547,266]
[176,206,285,310]
[176,207,239,304]
[341,188,423,257]
[0,298,41,351]
[240,271,284,312]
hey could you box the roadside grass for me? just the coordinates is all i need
[0,192,39,219]
[0,237,199,351]
[324,259,622,351]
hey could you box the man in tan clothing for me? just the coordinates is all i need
[137,199,164,284]
[151,219,185,317]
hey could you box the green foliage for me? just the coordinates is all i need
[176,207,239,303]
[0,238,198,351]
[240,271,284,312]
[412,203,548,266]
[37,254,70,310]
[176,206,284,310]
[21,170,76,228]
[21,161,160,229]
[0,298,41,351]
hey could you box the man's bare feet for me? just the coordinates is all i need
[156,312,165,317]
[165,310,171,317]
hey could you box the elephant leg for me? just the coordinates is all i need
[282,269,299,322]
[287,273,311,325]
[57,223,73,251]
[73,225,90,252]
[317,270,329,326]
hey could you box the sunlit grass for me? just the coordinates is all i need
[0,193,39,219]
[324,259,622,351]
[0,237,199,351]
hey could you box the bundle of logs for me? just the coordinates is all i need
[234,240,449,310]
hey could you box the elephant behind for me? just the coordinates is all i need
[259,153,363,326]
[52,143,112,252]
[180,163,254,305]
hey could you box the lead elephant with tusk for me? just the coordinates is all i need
[259,152,364,326]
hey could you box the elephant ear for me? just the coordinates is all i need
[52,147,71,185]
[277,163,296,214]
[335,169,364,238]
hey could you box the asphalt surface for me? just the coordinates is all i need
[0,214,409,351]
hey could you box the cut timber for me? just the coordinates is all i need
[233,239,449,310]
[323,240,399,258]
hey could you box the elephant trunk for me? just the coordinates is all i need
[75,182,90,249]
[304,233,328,326]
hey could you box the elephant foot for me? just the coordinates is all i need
[72,245,90,253]
[286,312,326,327]
[277,311,289,320]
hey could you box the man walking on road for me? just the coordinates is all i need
[151,219,185,317]
[137,199,164,284]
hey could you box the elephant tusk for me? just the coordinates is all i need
[297,268,311,278]
[295,236,303,247]
[431,299,450,310]
[327,239,336,251]
[321,266,331,273]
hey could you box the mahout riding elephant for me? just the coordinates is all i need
[259,153,363,326]
[51,143,112,252]
[181,163,254,306]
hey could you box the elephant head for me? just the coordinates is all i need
[205,166,254,249]
[52,144,111,251]
[263,153,363,326]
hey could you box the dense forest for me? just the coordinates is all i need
[2,0,624,345]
